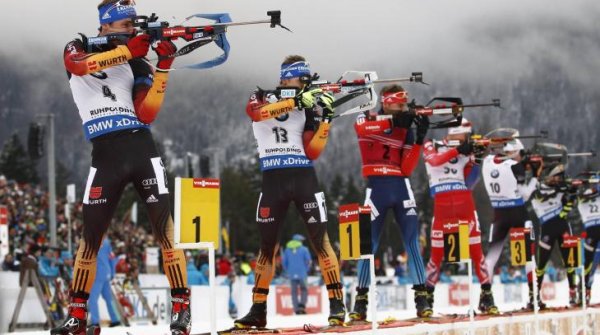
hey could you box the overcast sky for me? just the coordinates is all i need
[2,0,599,88]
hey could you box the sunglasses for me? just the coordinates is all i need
[382,91,408,104]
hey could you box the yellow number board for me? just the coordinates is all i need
[509,228,530,266]
[174,178,220,249]
[339,204,361,260]
[443,221,470,262]
[561,235,582,268]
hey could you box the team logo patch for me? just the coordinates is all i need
[490,169,500,178]
[259,207,271,218]
[303,202,318,210]
[89,187,103,199]
[87,61,98,71]
[449,157,458,164]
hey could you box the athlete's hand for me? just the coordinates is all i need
[456,141,474,155]
[559,201,573,219]
[155,40,177,70]
[414,115,429,145]
[317,92,335,123]
[127,34,151,59]
[296,88,322,109]
[392,113,413,128]
[473,144,487,159]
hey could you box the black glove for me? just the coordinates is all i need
[473,144,487,160]
[413,115,429,145]
[511,162,527,183]
[456,141,474,155]
[392,113,414,128]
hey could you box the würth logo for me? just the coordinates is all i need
[260,207,271,218]
[88,61,98,71]
[89,187,102,199]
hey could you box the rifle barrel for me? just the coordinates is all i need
[209,19,271,28]
[545,152,595,158]
[372,77,415,84]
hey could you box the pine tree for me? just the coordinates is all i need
[221,163,262,253]
[0,133,39,183]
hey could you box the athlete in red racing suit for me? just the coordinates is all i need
[423,118,499,315]
[350,85,432,319]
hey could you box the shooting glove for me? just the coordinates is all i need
[155,40,177,70]
[456,141,474,156]
[473,144,488,159]
[296,88,322,109]
[559,201,573,219]
[414,115,429,145]
[126,34,151,59]
[392,113,413,129]
[317,92,335,123]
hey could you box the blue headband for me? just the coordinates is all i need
[280,61,310,79]
[99,2,137,25]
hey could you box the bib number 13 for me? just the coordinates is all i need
[272,127,288,143]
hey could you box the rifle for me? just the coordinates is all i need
[256,71,427,120]
[407,97,501,129]
[470,132,547,147]
[85,11,289,69]
[546,151,596,158]
[134,10,288,40]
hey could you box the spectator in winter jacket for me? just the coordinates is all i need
[282,234,312,314]
[88,238,120,327]
[38,246,60,280]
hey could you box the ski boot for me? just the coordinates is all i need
[348,288,368,322]
[234,302,267,329]
[170,288,192,335]
[50,298,88,335]
[425,286,435,309]
[478,284,499,315]
[328,298,346,326]
[527,287,546,310]
[86,325,101,335]
[569,287,579,306]
[414,285,433,318]
[585,287,591,306]
[296,303,306,315]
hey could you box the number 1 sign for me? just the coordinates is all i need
[174,178,220,249]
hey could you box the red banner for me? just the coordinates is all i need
[275,285,322,315]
